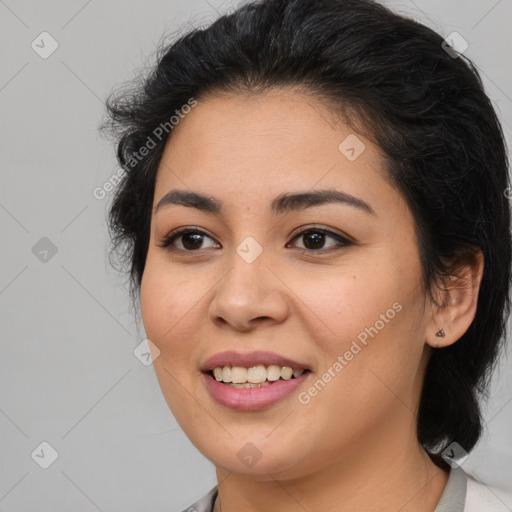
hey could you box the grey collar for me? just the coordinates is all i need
[434,467,467,512]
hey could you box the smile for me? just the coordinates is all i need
[203,369,312,411]
[200,350,312,411]
[210,365,305,387]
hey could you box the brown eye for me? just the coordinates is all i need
[158,228,219,252]
[289,228,352,253]
[158,226,352,254]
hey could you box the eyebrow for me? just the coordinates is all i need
[154,188,375,216]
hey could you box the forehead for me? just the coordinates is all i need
[153,88,401,219]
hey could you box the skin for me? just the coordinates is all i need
[140,88,484,511]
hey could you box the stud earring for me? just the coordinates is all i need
[435,328,445,338]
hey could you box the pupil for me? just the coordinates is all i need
[183,233,203,250]
[304,232,324,250]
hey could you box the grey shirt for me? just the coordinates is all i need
[181,467,468,512]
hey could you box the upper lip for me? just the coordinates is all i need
[200,350,311,372]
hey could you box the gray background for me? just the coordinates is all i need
[0,0,511,510]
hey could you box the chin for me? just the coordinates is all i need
[197,439,315,480]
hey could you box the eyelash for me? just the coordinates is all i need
[157,226,354,255]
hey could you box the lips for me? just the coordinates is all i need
[200,350,311,372]
[200,350,312,411]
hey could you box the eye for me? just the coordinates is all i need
[158,227,219,252]
[158,226,353,254]
[287,227,353,253]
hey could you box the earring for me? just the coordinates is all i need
[435,328,446,338]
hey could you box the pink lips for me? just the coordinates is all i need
[200,350,310,372]
[200,350,311,411]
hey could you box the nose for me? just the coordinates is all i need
[208,247,290,332]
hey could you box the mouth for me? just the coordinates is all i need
[200,350,312,411]
[200,353,312,411]
[207,364,310,388]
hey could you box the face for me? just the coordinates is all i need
[140,88,434,480]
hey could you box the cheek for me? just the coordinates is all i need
[289,274,425,454]
[140,259,209,427]
[290,252,426,398]
[289,255,414,346]
[141,250,200,322]
[140,257,206,360]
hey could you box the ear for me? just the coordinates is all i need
[426,249,484,348]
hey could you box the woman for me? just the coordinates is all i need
[102,0,512,510]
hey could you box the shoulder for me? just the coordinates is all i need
[180,486,218,512]
[464,474,511,512]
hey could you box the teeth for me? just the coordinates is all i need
[231,366,248,384]
[267,365,281,381]
[229,381,272,388]
[210,365,305,384]
[247,365,267,383]
[222,366,232,383]
[281,367,293,380]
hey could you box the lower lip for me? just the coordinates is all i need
[203,372,309,411]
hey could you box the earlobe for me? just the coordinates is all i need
[426,250,484,349]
